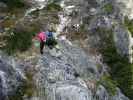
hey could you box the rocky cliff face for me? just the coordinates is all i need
[32,40,129,100]
[0,0,133,100]
[0,52,26,100]
[115,0,133,20]
[0,40,129,100]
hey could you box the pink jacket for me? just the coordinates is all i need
[37,32,46,42]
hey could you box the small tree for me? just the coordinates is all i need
[1,0,25,8]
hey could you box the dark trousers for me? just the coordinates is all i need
[45,38,57,49]
[40,41,45,54]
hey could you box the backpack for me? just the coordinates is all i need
[47,31,53,38]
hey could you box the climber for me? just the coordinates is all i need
[45,29,57,49]
[36,31,47,54]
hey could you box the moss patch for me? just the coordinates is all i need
[98,75,117,96]
[103,3,113,14]
[124,16,133,37]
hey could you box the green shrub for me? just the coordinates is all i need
[46,3,62,11]
[1,0,25,8]
[103,3,113,14]
[80,24,86,32]
[99,75,117,96]
[124,16,133,37]
[96,27,133,99]
[5,30,33,55]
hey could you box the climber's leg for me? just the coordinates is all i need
[40,41,45,54]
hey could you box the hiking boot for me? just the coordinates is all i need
[40,51,43,54]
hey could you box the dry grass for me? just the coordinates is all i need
[15,38,40,61]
